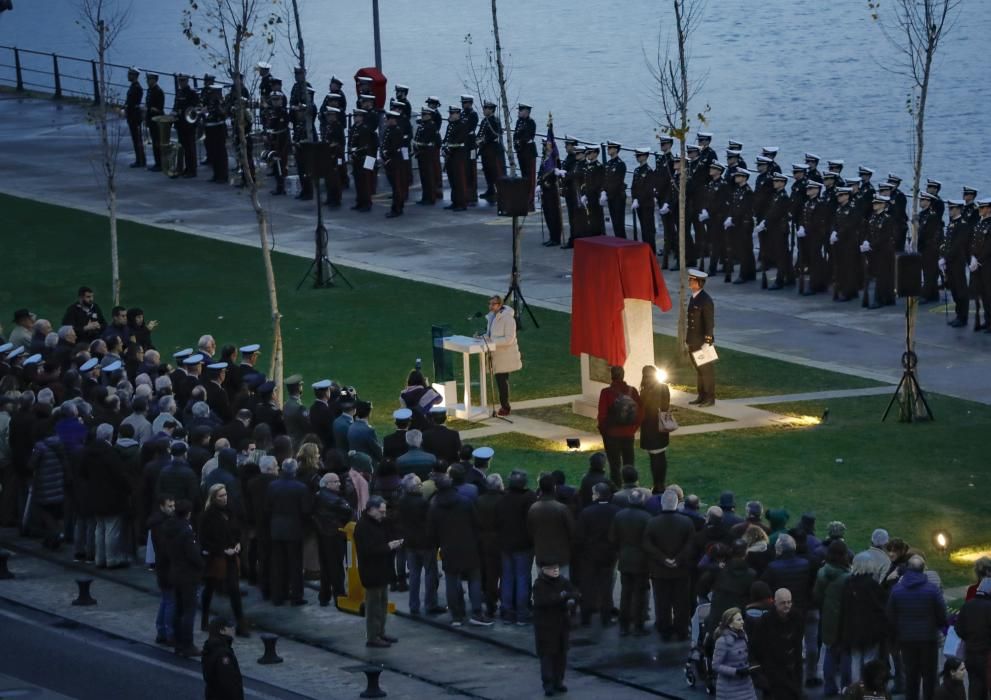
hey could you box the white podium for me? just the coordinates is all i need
[439,334,490,421]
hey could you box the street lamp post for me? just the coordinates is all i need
[372,0,382,69]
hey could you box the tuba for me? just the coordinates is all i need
[184,105,207,125]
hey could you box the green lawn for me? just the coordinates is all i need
[3,193,984,584]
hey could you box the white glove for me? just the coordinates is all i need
[829,231,838,245]
[970,255,980,272]
[554,168,566,177]
[698,208,710,222]
[631,199,640,211]
[660,203,670,215]
[938,257,947,272]
[754,220,766,234]
[599,191,608,207]
[723,216,733,229]
[796,226,806,238]
[860,241,871,253]
[580,195,588,207]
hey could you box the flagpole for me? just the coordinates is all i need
[547,112,564,248]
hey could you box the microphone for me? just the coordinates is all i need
[466,311,484,320]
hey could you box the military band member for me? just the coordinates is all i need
[962,186,980,225]
[696,132,716,170]
[686,269,716,406]
[562,140,585,247]
[826,159,844,178]
[603,142,627,238]
[752,155,775,225]
[727,139,747,170]
[478,100,505,202]
[539,139,563,246]
[349,108,377,211]
[172,73,199,178]
[581,146,606,236]
[857,166,876,202]
[631,148,658,252]
[318,105,345,207]
[513,103,538,212]
[144,72,165,172]
[655,136,677,267]
[413,106,440,206]
[886,174,909,251]
[916,192,942,302]
[393,92,414,200]
[724,150,743,184]
[290,67,317,200]
[320,88,348,189]
[758,172,793,289]
[257,62,275,103]
[863,194,896,308]
[461,96,480,204]
[760,147,782,175]
[925,178,944,220]
[685,144,705,267]
[382,110,408,218]
[425,96,444,200]
[328,75,347,114]
[124,67,145,168]
[443,105,470,211]
[393,84,412,119]
[265,80,291,195]
[203,87,229,184]
[799,180,828,294]
[726,168,756,284]
[699,162,729,273]
[940,201,971,327]
[804,153,823,183]
[199,73,216,167]
[830,187,862,301]
[969,199,991,330]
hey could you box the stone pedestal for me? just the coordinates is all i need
[572,298,655,418]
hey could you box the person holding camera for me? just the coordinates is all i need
[533,562,579,697]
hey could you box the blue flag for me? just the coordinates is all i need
[541,121,559,176]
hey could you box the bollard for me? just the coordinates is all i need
[52,54,62,99]
[257,633,283,665]
[0,550,13,579]
[345,664,387,698]
[72,578,97,606]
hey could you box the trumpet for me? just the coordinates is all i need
[183,105,208,125]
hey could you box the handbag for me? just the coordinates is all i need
[658,409,679,433]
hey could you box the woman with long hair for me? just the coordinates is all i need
[399,369,441,431]
[637,365,671,493]
[934,657,967,700]
[125,307,157,350]
[295,442,323,490]
[199,483,248,637]
[711,607,756,700]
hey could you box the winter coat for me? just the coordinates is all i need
[532,572,577,656]
[148,509,174,589]
[933,680,967,700]
[750,609,804,699]
[476,491,503,552]
[156,459,201,512]
[643,510,696,578]
[609,504,651,575]
[201,635,244,700]
[29,435,67,506]
[706,559,757,633]
[576,500,619,567]
[79,440,131,517]
[496,487,537,553]
[578,470,612,510]
[886,569,947,642]
[266,474,313,542]
[712,628,757,700]
[761,553,814,612]
[199,506,241,581]
[638,380,671,451]
[167,518,205,587]
[954,593,991,655]
[395,448,437,480]
[347,420,383,465]
[745,543,772,577]
[597,381,643,439]
[354,513,392,589]
[814,563,850,646]
[311,488,352,538]
[202,449,243,519]
[527,495,575,566]
[483,306,522,374]
[245,473,276,533]
[427,487,480,573]
[840,573,888,648]
[397,491,433,550]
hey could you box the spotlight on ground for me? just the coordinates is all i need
[566,437,581,451]
[933,531,951,555]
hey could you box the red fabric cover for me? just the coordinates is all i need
[570,236,672,366]
[354,67,387,109]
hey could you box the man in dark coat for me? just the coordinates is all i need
[751,588,806,699]
[397,475,442,615]
[168,499,204,657]
[954,577,991,700]
[527,474,575,577]
[355,496,401,647]
[887,555,947,700]
[686,270,716,406]
[312,471,352,607]
[533,563,579,696]
[155,442,201,514]
[496,469,537,623]
[201,617,244,700]
[575,482,619,626]
[577,452,612,510]
[643,488,696,640]
[421,405,461,465]
[476,473,504,617]
[307,380,335,449]
[148,496,176,645]
[762,533,818,684]
[144,72,165,171]
[427,476,492,626]
[265,459,313,605]
[382,408,412,465]
[395,429,437,480]
[246,456,278,599]
[81,423,132,568]
[62,286,106,343]
[609,488,651,636]
[124,68,145,167]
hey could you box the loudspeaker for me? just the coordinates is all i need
[298,141,334,179]
[497,176,529,217]
[896,252,923,297]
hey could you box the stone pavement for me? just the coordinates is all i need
[1,94,988,404]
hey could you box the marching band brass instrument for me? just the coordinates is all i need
[152,114,183,178]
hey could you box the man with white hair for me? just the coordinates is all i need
[30,318,53,355]
[152,396,181,435]
[313,471,352,606]
[642,487,695,641]
[762,533,819,686]
[197,334,217,361]
[395,429,437,480]
[153,374,173,396]
[887,555,946,700]
[265,458,313,605]
[80,423,132,568]
[246,455,279,597]
[859,528,892,584]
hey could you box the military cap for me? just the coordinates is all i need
[963,186,978,196]
[419,105,432,113]
[687,268,708,280]
[517,102,531,110]
[728,140,743,150]
[671,155,681,162]
[385,110,400,118]
[183,354,204,366]
[918,192,937,201]
[822,171,839,180]
[827,159,844,168]
[103,359,123,373]
[173,348,193,359]
[697,132,713,142]
[146,72,159,80]
[584,145,599,154]
[0,343,12,354]
[709,161,726,172]
[323,106,341,116]
[564,136,578,145]
[127,66,139,76]
[448,105,461,113]
[805,180,823,190]
[472,446,495,461]
[257,380,276,394]
[330,75,342,84]
[6,346,26,362]
[978,198,991,208]
[658,135,674,144]
[312,379,332,390]
[270,78,283,86]
[426,95,440,105]
[389,98,401,107]
[733,168,752,178]
[256,61,272,70]
[482,100,497,109]
[761,146,779,156]
[873,194,890,204]
[239,344,260,354]
[791,163,808,172]
[285,374,303,386]
[887,173,902,184]
[755,155,772,165]
[726,149,741,158]
[79,357,98,372]
[926,178,942,190]
[353,108,366,116]
[395,84,409,91]
[858,166,874,176]
[877,182,893,191]
[429,405,448,416]
[606,141,621,149]
[393,408,413,421]
[460,95,474,103]
[686,144,699,152]
[836,186,852,194]
[947,199,964,208]
[23,353,43,367]
[358,92,375,101]
[635,147,651,156]
[804,152,820,162]
[357,76,373,83]
[207,362,228,371]
[772,173,789,183]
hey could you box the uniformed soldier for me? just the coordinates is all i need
[727,140,748,170]
[513,103,538,212]
[925,178,945,220]
[443,105,470,211]
[862,194,897,308]
[124,68,145,168]
[460,96,480,203]
[309,379,335,450]
[826,159,844,178]
[758,172,793,289]
[804,153,823,183]
[393,84,412,119]
[725,168,756,284]
[539,138,563,246]
[290,67,317,201]
[226,74,255,187]
[320,88,348,190]
[425,96,444,200]
[654,136,677,267]
[413,106,440,205]
[685,144,706,267]
[917,192,943,302]
[328,75,346,113]
[799,179,828,294]
[830,186,862,301]
[962,186,980,225]
[205,362,232,422]
[603,142,627,238]
[724,150,743,183]
[478,100,505,202]
[857,166,876,202]
[581,145,606,236]
[349,108,377,211]
[887,174,909,251]
[940,201,971,326]
[686,269,716,406]
[790,164,810,264]
[561,139,585,247]
[752,155,776,227]
[172,73,199,178]
[144,72,165,172]
[256,62,274,104]
[357,90,379,137]
[198,73,216,167]
[318,105,345,207]
[760,147,782,174]
[283,374,310,449]
[264,79,290,196]
[969,199,991,330]
[202,86,229,184]
[699,162,729,273]
[696,132,716,170]
[382,110,408,218]
[392,96,414,201]
[630,147,658,252]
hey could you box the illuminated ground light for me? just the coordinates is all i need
[780,415,822,427]
[950,546,991,565]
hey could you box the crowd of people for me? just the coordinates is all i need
[2,285,990,699]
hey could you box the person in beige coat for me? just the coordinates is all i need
[479,295,522,416]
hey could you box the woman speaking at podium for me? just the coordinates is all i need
[479,295,522,416]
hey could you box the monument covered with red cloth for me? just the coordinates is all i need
[569,236,672,417]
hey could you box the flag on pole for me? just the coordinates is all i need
[541,116,559,176]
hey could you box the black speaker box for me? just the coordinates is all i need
[298,141,334,179]
[497,176,529,217]
[896,252,923,297]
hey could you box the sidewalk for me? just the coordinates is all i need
[1,93,988,404]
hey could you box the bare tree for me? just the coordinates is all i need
[490,0,516,175]
[647,0,707,352]
[78,0,131,306]
[182,0,287,402]
[459,33,499,108]
[870,0,960,419]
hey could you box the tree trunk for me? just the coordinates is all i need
[490,0,516,175]
[96,17,120,305]
[675,0,689,354]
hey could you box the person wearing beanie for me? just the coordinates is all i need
[718,491,744,528]
[814,520,853,563]
[643,488,696,641]
[578,452,612,510]
[766,508,790,549]
[532,562,579,697]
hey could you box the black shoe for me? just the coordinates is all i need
[235,625,250,638]
[129,162,143,168]
[688,397,703,405]
[975,323,988,332]
[175,645,202,658]
[290,599,308,607]
[562,241,574,249]
[554,685,568,693]
[697,399,715,407]
[869,302,882,310]
[949,318,966,327]
[443,204,456,210]
[379,634,398,643]
[544,688,555,697]
[426,605,448,616]
[147,165,162,172]
[805,678,823,688]
[542,240,557,247]
[366,639,390,648]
